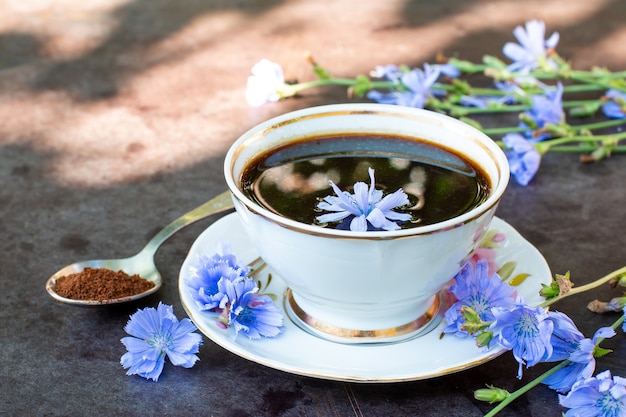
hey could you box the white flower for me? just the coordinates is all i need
[245,59,287,106]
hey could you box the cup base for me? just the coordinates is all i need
[283,288,441,345]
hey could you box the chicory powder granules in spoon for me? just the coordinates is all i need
[54,267,155,301]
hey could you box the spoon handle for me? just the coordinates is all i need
[141,190,234,255]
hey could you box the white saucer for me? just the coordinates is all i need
[178,214,551,383]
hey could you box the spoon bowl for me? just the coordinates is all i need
[46,190,234,306]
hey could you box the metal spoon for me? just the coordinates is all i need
[46,190,234,306]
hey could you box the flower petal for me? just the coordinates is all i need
[121,303,202,381]
[316,211,352,223]
[376,188,410,212]
[366,208,400,230]
[349,214,368,232]
[352,181,370,214]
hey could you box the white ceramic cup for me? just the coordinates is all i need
[224,103,509,343]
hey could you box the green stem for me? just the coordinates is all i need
[447,105,530,116]
[483,361,571,417]
[569,73,626,93]
[446,83,604,96]
[483,118,626,138]
[561,84,610,93]
[574,70,626,79]
[446,99,605,116]
[483,126,527,135]
[541,265,626,308]
[608,315,625,334]
[286,77,394,94]
[547,145,626,153]
[573,118,626,131]
[539,131,626,150]
[487,69,626,93]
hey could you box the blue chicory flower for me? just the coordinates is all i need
[443,259,516,338]
[219,277,284,339]
[542,312,616,393]
[493,303,554,379]
[543,311,585,362]
[602,89,626,119]
[186,242,284,339]
[559,370,626,417]
[520,82,565,141]
[502,20,560,74]
[120,302,202,381]
[245,59,287,106]
[316,167,411,231]
[186,242,250,311]
[502,133,541,186]
[367,63,443,108]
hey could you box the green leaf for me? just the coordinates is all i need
[479,229,502,248]
[593,346,613,358]
[591,66,611,76]
[540,282,560,299]
[483,55,507,69]
[451,78,472,95]
[568,101,602,117]
[608,77,626,91]
[313,65,331,80]
[497,261,517,281]
[475,331,494,348]
[509,273,531,286]
[448,57,482,74]
[351,74,373,97]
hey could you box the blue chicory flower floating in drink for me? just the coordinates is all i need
[316,167,411,232]
[120,302,202,381]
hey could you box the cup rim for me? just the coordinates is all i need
[224,103,510,239]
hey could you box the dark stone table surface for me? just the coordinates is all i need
[2,1,626,416]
